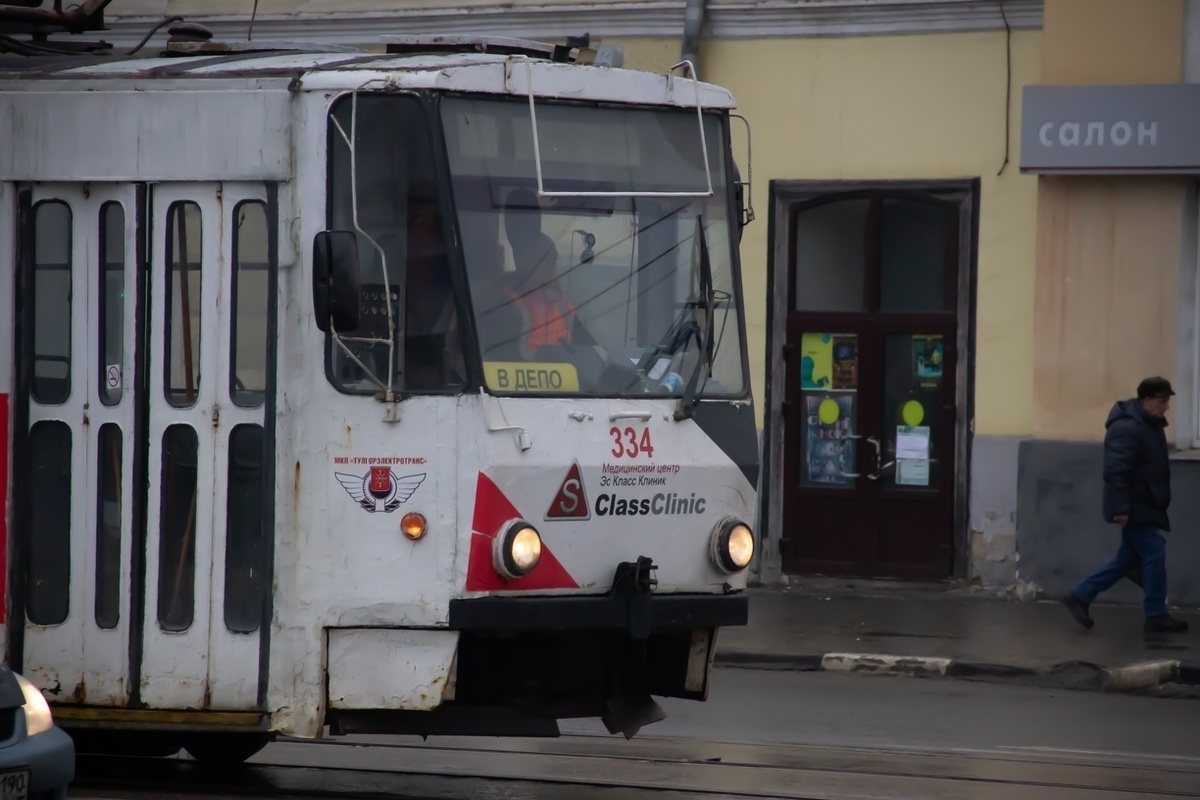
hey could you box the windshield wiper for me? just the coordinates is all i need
[674,216,715,421]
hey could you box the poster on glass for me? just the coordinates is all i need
[804,394,856,485]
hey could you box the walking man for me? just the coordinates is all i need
[1061,377,1189,633]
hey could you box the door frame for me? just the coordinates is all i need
[7,181,279,710]
[759,178,979,583]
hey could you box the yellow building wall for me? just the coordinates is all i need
[1034,178,1185,440]
[616,32,1043,437]
[1032,0,1186,441]
[1043,0,1185,85]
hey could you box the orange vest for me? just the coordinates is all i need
[507,287,576,350]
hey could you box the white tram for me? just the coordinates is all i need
[0,33,759,763]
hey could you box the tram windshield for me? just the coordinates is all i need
[441,97,747,398]
[324,93,747,399]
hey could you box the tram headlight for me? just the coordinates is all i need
[15,673,53,737]
[711,518,754,574]
[494,521,542,580]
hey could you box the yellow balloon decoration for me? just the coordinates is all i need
[902,399,925,427]
[818,397,841,426]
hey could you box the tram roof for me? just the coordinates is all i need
[0,49,736,109]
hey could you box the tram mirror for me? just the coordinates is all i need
[732,161,748,243]
[312,230,362,333]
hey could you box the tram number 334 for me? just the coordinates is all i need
[0,770,28,799]
[610,426,654,459]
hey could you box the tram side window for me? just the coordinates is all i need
[95,423,122,629]
[326,95,466,394]
[232,201,269,407]
[159,424,199,632]
[224,424,264,633]
[31,200,72,405]
[99,202,125,406]
[27,421,72,625]
[165,202,202,408]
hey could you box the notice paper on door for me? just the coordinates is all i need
[897,458,930,486]
[895,425,930,460]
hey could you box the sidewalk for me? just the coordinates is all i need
[714,583,1200,697]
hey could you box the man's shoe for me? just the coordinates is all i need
[1061,593,1094,629]
[1145,614,1189,633]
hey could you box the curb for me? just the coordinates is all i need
[714,650,1200,695]
[1100,660,1179,691]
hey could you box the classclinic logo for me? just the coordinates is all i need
[545,461,590,520]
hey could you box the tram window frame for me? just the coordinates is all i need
[98,202,125,407]
[324,92,468,396]
[231,200,269,408]
[164,201,203,409]
[223,423,265,633]
[27,420,72,626]
[31,200,73,406]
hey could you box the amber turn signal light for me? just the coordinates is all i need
[401,512,427,540]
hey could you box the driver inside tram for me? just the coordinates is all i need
[486,188,608,367]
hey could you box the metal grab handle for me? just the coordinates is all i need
[866,436,883,480]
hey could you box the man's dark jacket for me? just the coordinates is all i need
[1103,399,1171,531]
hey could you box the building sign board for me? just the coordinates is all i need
[1020,84,1200,174]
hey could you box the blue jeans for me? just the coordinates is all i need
[1072,526,1168,618]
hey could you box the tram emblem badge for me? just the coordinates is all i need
[335,468,427,513]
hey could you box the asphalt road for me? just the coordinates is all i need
[71,667,1200,800]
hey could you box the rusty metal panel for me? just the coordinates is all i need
[327,629,458,711]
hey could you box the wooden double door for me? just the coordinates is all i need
[779,187,969,580]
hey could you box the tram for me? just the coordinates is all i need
[0,32,760,764]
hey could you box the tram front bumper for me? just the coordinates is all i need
[447,591,747,633]
[448,557,748,637]
[441,559,746,737]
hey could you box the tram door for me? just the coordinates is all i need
[17,184,140,706]
[16,182,274,711]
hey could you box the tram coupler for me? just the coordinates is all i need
[610,556,658,639]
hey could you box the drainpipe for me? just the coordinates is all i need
[681,0,707,76]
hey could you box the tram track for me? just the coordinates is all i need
[71,732,1200,800]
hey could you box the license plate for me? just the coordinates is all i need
[0,769,28,799]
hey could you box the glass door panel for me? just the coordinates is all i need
[881,333,946,490]
[798,332,860,488]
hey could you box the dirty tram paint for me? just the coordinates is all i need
[0,34,759,763]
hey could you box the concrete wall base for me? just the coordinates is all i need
[1016,439,1200,608]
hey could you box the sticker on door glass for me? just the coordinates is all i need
[901,399,925,426]
[801,332,858,390]
[804,394,855,485]
[831,335,858,389]
[800,333,832,389]
[912,335,943,389]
